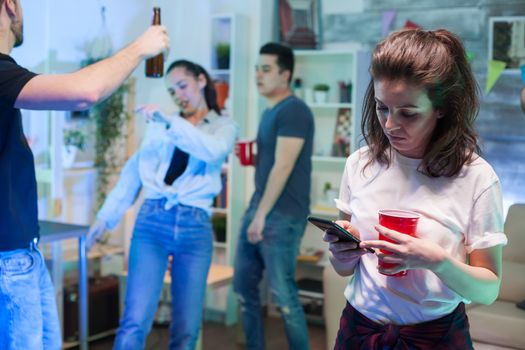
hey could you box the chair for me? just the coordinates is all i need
[467,203,525,349]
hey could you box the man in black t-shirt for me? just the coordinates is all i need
[0,0,169,347]
[233,43,314,350]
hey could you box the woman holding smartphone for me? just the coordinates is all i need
[324,28,507,349]
[87,60,238,349]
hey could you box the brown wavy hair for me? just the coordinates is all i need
[362,28,480,177]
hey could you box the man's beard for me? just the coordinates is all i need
[11,21,23,47]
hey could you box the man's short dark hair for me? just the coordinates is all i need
[259,42,294,83]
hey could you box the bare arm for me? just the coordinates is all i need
[15,26,169,111]
[361,227,503,304]
[246,136,304,243]
[135,107,239,162]
[433,246,502,304]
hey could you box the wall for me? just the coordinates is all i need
[14,0,273,148]
[12,0,272,244]
[323,0,525,215]
[14,0,524,215]
[13,0,214,139]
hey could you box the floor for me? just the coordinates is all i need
[473,344,519,350]
[82,318,326,350]
[75,319,516,350]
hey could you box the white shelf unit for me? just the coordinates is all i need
[206,13,249,326]
[210,69,231,76]
[294,49,370,274]
[294,49,370,216]
[213,241,228,249]
[312,155,347,166]
[212,207,228,216]
[308,102,353,109]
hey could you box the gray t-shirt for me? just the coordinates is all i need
[251,95,314,218]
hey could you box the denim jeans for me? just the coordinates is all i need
[233,209,310,350]
[114,199,212,350]
[0,243,61,350]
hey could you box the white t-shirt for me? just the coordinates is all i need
[335,147,507,325]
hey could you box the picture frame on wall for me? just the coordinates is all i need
[489,16,525,71]
[331,108,351,158]
[274,0,323,50]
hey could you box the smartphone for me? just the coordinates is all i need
[307,216,375,253]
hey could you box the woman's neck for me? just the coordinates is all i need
[184,107,210,126]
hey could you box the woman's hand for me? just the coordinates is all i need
[86,219,108,251]
[323,220,367,263]
[135,104,171,126]
[360,225,448,275]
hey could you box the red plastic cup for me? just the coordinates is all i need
[377,209,420,277]
[236,140,256,166]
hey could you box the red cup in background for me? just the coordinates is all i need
[377,209,420,277]
[236,140,256,166]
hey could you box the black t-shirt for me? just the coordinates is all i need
[251,95,314,218]
[0,53,38,251]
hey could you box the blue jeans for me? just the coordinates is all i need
[114,199,212,350]
[233,209,310,350]
[0,243,61,350]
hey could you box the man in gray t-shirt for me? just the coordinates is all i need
[233,42,314,350]
[254,94,314,218]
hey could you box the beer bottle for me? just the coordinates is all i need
[145,7,164,78]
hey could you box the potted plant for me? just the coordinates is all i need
[323,181,339,204]
[313,83,330,103]
[81,49,131,208]
[63,129,86,168]
[92,83,130,209]
[216,42,230,69]
[212,215,227,243]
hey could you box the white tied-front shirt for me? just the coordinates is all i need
[335,147,507,325]
[97,111,238,229]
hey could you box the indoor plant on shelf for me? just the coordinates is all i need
[313,83,330,103]
[92,83,130,210]
[80,9,131,210]
[216,42,231,69]
[62,129,86,168]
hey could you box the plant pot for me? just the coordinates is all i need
[217,56,230,70]
[314,91,328,104]
[324,188,339,205]
[215,81,229,110]
[212,216,227,242]
[62,145,78,168]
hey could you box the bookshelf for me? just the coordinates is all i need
[294,49,371,315]
[252,48,371,322]
[206,13,249,326]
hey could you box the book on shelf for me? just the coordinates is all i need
[331,108,352,157]
[213,172,228,209]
